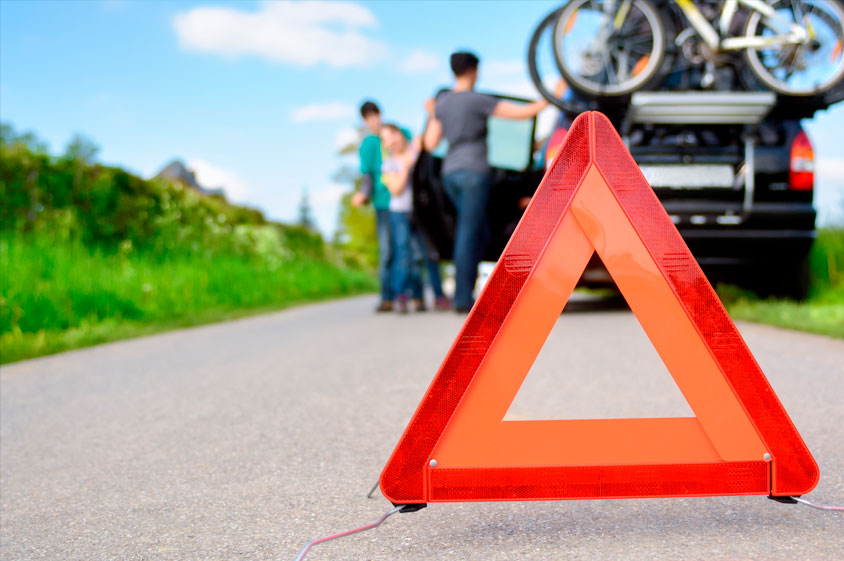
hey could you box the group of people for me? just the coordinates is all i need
[355,51,566,314]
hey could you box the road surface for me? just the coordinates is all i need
[2,295,843,560]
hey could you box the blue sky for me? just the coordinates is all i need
[1,0,842,234]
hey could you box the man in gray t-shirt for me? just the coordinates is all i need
[423,51,566,312]
[435,90,499,177]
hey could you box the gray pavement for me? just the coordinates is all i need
[1,295,843,560]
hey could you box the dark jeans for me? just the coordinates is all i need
[375,209,394,302]
[410,227,444,299]
[389,211,413,298]
[442,170,491,309]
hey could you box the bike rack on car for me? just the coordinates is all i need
[625,91,777,215]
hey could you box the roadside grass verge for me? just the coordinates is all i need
[0,235,377,364]
[718,228,844,338]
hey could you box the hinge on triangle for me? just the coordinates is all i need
[767,495,799,504]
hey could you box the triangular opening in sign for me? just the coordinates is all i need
[505,274,692,421]
[506,251,694,421]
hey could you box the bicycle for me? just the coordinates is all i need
[546,0,844,99]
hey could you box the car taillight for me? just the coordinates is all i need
[789,130,814,191]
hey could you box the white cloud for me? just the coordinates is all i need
[187,158,250,203]
[334,127,360,149]
[398,49,440,74]
[172,1,386,67]
[290,102,355,123]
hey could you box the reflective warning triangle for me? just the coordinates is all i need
[380,112,818,505]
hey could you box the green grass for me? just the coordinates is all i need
[721,292,844,338]
[718,228,844,338]
[0,235,377,364]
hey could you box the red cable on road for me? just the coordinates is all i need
[292,505,404,561]
[794,497,844,511]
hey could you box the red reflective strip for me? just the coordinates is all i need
[429,462,770,502]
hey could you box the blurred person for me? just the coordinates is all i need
[380,123,418,313]
[410,229,451,311]
[354,101,396,312]
[423,51,566,313]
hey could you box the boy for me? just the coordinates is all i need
[355,101,395,312]
[423,52,566,313]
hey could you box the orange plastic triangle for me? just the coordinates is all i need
[380,112,818,505]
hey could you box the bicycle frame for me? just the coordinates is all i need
[673,0,809,51]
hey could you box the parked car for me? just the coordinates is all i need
[412,89,818,299]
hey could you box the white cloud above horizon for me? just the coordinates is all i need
[187,158,250,203]
[290,102,356,123]
[172,1,386,67]
[398,49,440,74]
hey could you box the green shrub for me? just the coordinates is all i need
[0,123,324,260]
[0,123,374,363]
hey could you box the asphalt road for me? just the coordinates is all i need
[2,295,843,560]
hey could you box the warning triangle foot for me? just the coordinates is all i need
[380,112,818,505]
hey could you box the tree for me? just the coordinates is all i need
[297,188,316,230]
[334,190,377,269]
[64,134,99,164]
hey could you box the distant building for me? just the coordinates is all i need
[154,160,225,196]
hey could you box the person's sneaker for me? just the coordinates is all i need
[434,296,451,311]
[375,301,393,313]
[413,299,428,312]
[454,305,472,314]
[396,295,409,314]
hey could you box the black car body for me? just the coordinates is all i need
[413,91,817,299]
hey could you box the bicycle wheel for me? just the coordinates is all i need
[552,0,668,97]
[743,0,844,96]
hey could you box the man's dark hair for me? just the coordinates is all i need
[450,51,480,76]
[360,101,380,118]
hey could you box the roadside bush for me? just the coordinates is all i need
[0,123,376,362]
[0,123,324,261]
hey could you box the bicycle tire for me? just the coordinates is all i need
[743,0,844,96]
[527,5,587,113]
[552,0,670,98]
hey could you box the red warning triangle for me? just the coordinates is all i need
[380,112,818,505]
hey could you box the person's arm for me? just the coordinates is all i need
[410,135,423,154]
[422,117,443,152]
[492,99,549,120]
[422,96,443,152]
[356,138,377,204]
[491,79,568,120]
[353,174,373,206]
[384,149,416,195]
[382,167,409,196]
